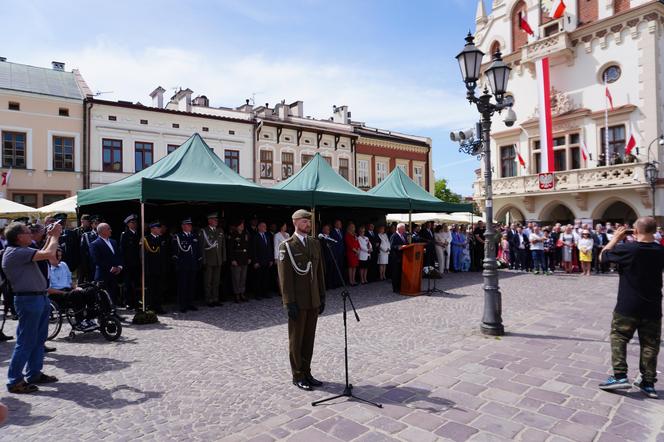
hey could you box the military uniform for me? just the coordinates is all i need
[120,214,141,309]
[144,222,168,313]
[277,209,326,387]
[199,214,226,305]
[172,219,201,312]
[79,227,99,283]
[228,229,251,300]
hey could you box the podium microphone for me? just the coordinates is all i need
[317,233,337,243]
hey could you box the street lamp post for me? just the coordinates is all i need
[456,33,513,336]
[645,135,663,219]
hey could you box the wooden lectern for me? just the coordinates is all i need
[400,243,425,296]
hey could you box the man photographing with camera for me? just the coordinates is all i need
[599,217,664,399]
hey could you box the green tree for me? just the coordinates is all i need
[434,178,462,203]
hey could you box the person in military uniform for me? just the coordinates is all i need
[199,212,226,307]
[172,218,201,313]
[277,209,326,391]
[120,214,141,309]
[70,214,92,278]
[79,215,100,283]
[144,221,167,314]
[228,221,251,303]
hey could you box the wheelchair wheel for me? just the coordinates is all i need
[47,301,63,341]
[99,316,122,341]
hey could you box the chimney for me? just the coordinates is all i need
[0,57,6,62]
[52,61,65,71]
[275,100,288,120]
[173,88,193,112]
[289,100,304,118]
[149,86,166,109]
[332,105,350,124]
[192,95,209,107]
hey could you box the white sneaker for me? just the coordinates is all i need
[82,319,98,331]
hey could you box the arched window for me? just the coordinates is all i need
[490,41,501,56]
[511,1,529,53]
[578,0,598,25]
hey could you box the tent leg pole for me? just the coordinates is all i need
[408,210,412,244]
[140,201,146,313]
[311,207,316,234]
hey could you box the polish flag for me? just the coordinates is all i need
[516,147,527,168]
[625,134,637,156]
[536,57,555,173]
[580,140,589,162]
[549,0,566,19]
[1,167,12,186]
[605,86,614,111]
[519,13,534,36]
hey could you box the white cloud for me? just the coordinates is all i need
[42,40,475,131]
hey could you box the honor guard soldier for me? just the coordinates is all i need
[144,221,167,314]
[228,221,251,303]
[277,209,326,391]
[199,212,226,307]
[172,218,201,313]
[79,215,100,283]
[71,214,92,276]
[120,214,141,309]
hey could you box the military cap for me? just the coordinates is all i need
[149,220,161,228]
[181,217,193,225]
[124,214,138,224]
[207,212,219,219]
[291,209,312,220]
[90,215,102,222]
[13,216,30,224]
[80,214,91,221]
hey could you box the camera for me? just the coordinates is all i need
[450,127,475,142]
[46,219,64,233]
[503,107,517,127]
[624,229,634,235]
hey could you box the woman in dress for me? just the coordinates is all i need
[228,221,251,302]
[377,225,390,281]
[273,222,290,260]
[561,225,576,274]
[577,229,594,276]
[357,226,372,284]
[345,223,360,286]
[434,224,451,273]
[450,224,464,272]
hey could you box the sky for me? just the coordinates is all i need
[3,0,485,196]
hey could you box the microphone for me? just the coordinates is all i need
[318,233,337,243]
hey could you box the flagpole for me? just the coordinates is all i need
[604,73,610,165]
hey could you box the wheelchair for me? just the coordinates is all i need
[48,281,122,341]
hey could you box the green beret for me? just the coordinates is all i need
[291,209,312,220]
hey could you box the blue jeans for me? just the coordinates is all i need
[531,250,544,272]
[7,293,50,388]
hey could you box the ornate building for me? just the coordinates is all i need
[472,0,664,224]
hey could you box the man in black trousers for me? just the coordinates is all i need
[251,221,274,299]
[389,223,408,293]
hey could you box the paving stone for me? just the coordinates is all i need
[570,410,609,428]
[366,416,406,434]
[469,414,524,439]
[539,404,576,420]
[516,428,549,442]
[401,410,446,431]
[315,416,369,440]
[435,421,479,442]
[511,410,557,431]
[551,421,598,442]
[477,402,519,419]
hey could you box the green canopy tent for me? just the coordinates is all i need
[368,167,473,237]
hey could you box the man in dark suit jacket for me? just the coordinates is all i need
[89,223,123,304]
[389,223,409,293]
[505,223,519,269]
[418,221,436,269]
[593,223,609,274]
[251,221,274,299]
[509,226,530,271]
[328,219,345,288]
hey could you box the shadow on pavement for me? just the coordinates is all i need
[45,352,135,375]
[0,397,52,427]
[36,383,163,409]
[506,332,605,342]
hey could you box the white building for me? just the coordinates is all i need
[472,0,664,224]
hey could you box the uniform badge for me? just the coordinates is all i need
[279,249,285,261]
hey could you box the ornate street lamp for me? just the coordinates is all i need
[646,161,658,218]
[455,33,513,336]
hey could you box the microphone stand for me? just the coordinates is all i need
[422,244,445,296]
[311,240,382,408]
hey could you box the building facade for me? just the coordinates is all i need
[473,0,664,224]
[0,59,91,206]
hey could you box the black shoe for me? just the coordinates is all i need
[305,374,323,387]
[206,303,216,307]
[179,308,188,313]
[187,305,198,311]
[0,332,13,341]
[293,379,313,391]
[44,346,56,353]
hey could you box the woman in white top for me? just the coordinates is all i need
[377,225,390,280]
[434,224,451,273]
[357,225,372,284]
[273,222,290,260]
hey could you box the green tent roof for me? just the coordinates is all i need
[272,153,406,209]
[78,133,297,206]
[368,167,473,213]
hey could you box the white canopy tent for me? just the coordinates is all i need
[0,198,38,219]
[38,195,77,218]
[386,212,494,225]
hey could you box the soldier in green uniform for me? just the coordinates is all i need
[228,221,251,303]
[199,212,226,307]
[277,209,326,391]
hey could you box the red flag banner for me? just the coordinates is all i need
[580,140,589,162]
[519,13,534,36]
[550,0,566,19]
[605,86,614,111]
[536,57,555,173]
[625,134,636,156]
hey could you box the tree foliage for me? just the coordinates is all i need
[434,178,462,203]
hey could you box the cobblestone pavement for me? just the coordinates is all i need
[1,271,663,441]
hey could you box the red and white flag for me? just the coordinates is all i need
[549,0,566,19]
[580,139,589,162]
[536,57,555,173]
[519,12,534,36]
[516,146,527,169]
[1,167,12,186]
[625,134,637,156]
[605,86,614,111]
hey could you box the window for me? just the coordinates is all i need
[301,154,314,166]
[260,150,273,178]
[134,142,153,172]
[339,158,349,180]
[282,152,294,179]
[229,130,235,135]
[376,162,388,184]
[414,165,424,187]
[2,131,26,168]
[500,145,517,178]
[490,41,501,55]
[397,164,408,173]
[140,119,148,125]
[570,147,581,170]
[202,127,209,132]
[357,160,369,187]
[53,136,74,171]
[108,115,117,121]
[602,65,621,84]
[601,125,626,158]
[58,107,69,117]
[167,144,179,154]
[12,193,36,207]
[323,156,332,165]
[554,149,566,171]
[172,123,179,129]
[102,138,122,172]
[8,102,19,111]
[224,150,239,172]
[511,1,528,52]
[531,132,582,173]
[43,194,66,206]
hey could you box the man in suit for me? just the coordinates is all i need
[506,223,519,269]
[593,223,609,274]
[277,209,325,391]
[172,218,201,313]
[418,221,436,269]
[251,221,273,299]
[120,214,140,309]
[79,215,100,283]
[144,221,168,314]
[510,225,530,271]
[89,223,123,304]
[199,212,226,307]
[366,223,380,282]
[389,223,409,293]
[328,219,345,288]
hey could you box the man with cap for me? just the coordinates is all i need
[79,215,100,283]
[172,218,202,313]
[120,214,141,309]
[277,209,326,391]
[199,212,226,307]
[144,221,167,314]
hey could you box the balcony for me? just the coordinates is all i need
[474,162,650,198]
[521,30,574,66]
